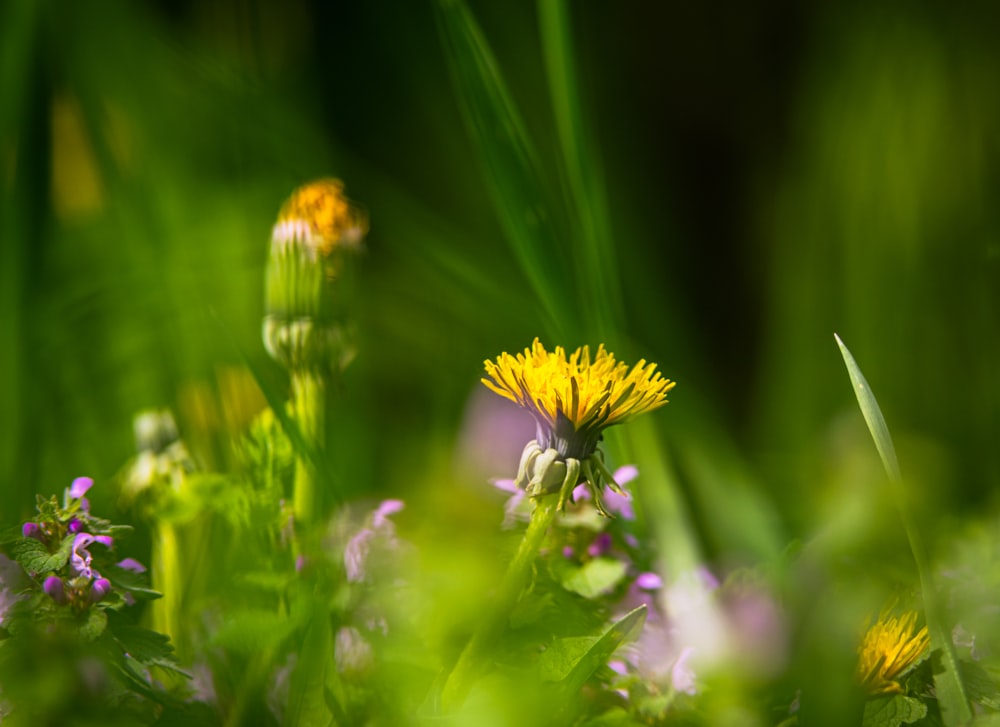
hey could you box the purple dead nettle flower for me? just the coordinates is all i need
[21,522,43,541]
[614,567,722,697]
[117,558,146,573]
[334,626,374,676]
[571,465,639,520]
[44,575,68,605]
[70,533,113,580]
[344,499,405,583]
[69,476,94,500]
[90,578,112,603]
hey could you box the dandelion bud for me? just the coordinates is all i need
[263,179,366,374]
[43,575,68,604]
[90,578,112,603]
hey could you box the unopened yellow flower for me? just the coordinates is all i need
[482,339,674,515]
[857,611,930,694]
[274,178,367,257]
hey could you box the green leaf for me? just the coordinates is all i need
[113,624,185,674]
[285,609,334,727]
[836,334,972,726]
[105,563,162,601]
[556,605,646,698]
[78,606,108,642]
[539,635,600,682]
[558,557,627,599]
[959,659,1000,710]
[9,534,74,574]
[834,333,901,481]
[861,695,927,727]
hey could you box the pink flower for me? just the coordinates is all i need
[69,477,94,499]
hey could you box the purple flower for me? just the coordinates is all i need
[334,626,374,676]
[587,532,613,558]
[69,477,94,499]
[372,499,404,529]
[571,465,640,519]
[344,529,375,583]
[117,558,146,573]
[94,535,113,549]
[491,478,532,528]
[562,545,575,559]
[90,578,112,602]
[68,518,84,534]
[44,576,68,604]
[636,572,663,591]
[671,646,698,695]
[71,533,98,579]
[21,522,43,541]
[343,499,405,583]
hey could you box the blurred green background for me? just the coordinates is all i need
[2,0,999,577]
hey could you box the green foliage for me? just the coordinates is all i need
[862,695,927,727]
[554,556,628,599]
[9,534,74,574]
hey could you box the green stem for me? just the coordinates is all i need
[291,369,325,526]
[439,495,559,712]
[151,519,182,655]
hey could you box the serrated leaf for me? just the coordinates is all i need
[862,695,927,727]
[558,557,627,599]
[959,659,1000,710]
[78,606,108,641]
[10,534,74,574]
[113,625,182,672]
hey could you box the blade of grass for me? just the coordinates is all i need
[835,333,971,725]
[434,0,577,341]
[537,0,624,338]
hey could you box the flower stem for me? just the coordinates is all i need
[291,369,324,526]
[151,519,182,654]
[439,495,559,712]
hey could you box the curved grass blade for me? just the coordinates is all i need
[538,0,624,336]
[835,333,971,725]
[434,0,577,340]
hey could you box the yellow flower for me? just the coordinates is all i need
[857,611,930,694]
[482,339,674,514]
[274,178,367,257]
[483,338,674,459]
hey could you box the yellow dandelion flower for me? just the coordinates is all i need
[482,338,674,514]
[274,178,367,257]
[857,611,930,694]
